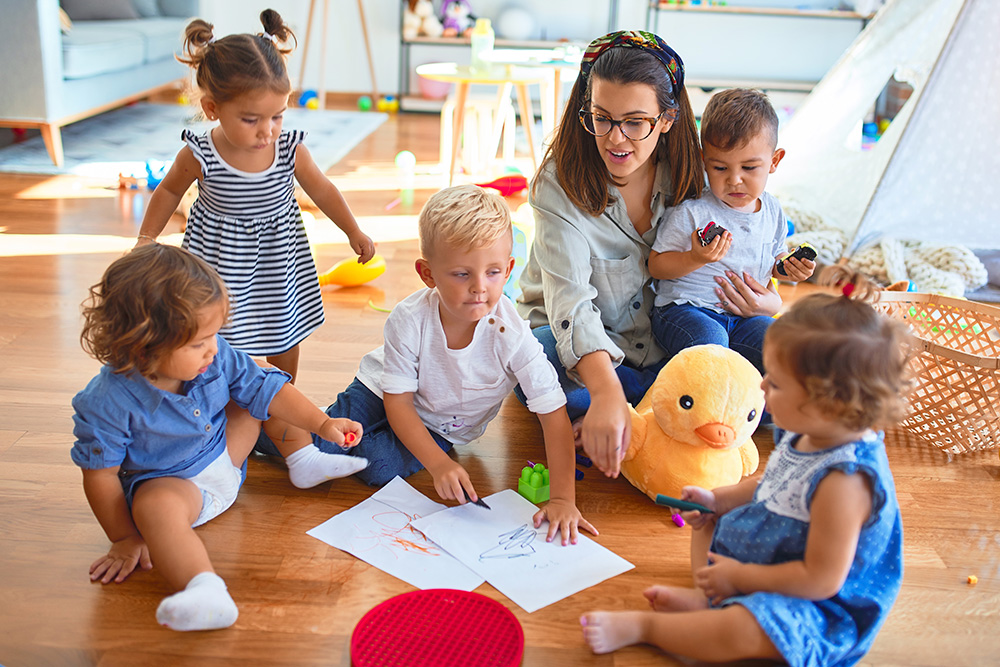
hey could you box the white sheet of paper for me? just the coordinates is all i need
[306,476,484,591]
[410,489,634,613]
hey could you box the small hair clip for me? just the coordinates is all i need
[842,282,855,298]
[264,32,278,44]
[207,34,217,44]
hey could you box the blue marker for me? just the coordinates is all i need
[655,494,713,514]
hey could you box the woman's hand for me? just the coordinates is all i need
[89,535,151,584]
[694,552,743,605]
[532,499,598,546]
[579,393,631,478]
[714,270,782,317]
[348,231,376,264]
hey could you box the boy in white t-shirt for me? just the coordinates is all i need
[258,185,595,544]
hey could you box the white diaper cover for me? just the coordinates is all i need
[189,449,243,527]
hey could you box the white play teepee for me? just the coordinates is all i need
[770,0,999,295]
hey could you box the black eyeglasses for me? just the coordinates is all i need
[578,109,667,141]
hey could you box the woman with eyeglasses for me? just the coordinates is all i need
[515,31,780,478]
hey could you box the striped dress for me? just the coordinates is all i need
[181,129,324,356]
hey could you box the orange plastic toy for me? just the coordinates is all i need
[318,255,386,287]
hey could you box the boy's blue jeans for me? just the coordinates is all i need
[253,378,453,486]
[650,302,772,375]
[512,325,667,419]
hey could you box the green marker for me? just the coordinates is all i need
[655,494,713,514]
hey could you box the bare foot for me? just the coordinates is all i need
[642,585,709,612]
[580,611,646,654]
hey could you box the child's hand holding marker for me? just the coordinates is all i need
[657,486,718,530]
[318,417,362,447]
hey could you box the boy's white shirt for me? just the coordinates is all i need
[356,288,565,445]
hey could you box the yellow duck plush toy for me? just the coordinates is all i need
[621,344,764,501]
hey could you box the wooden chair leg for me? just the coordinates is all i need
[40,124,64,167]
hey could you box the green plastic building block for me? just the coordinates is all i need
[517,463,550,504]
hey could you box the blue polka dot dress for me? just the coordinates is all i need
[181,129,324,356]
[710,428,903,667]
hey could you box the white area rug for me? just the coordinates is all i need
[0,103,387,178]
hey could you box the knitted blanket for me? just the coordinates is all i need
[780,200,987,297]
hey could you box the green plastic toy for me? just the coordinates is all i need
[517,463,550,504]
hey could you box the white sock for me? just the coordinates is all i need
[285,444,368,489]
[156,571,238,631]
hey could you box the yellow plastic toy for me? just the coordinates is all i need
[318,254,386,287]
[621,344,763,501]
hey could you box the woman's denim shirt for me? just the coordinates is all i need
[517,160,672,383]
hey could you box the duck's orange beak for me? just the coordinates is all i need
[695,423,736,448]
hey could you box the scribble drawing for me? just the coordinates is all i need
[350,509,441,560]
[479,523,539,560]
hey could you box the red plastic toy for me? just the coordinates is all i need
[475,174,528,197]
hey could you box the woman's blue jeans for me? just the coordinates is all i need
[512,325,666,419]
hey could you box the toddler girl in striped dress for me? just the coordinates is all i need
[137,9,374,381]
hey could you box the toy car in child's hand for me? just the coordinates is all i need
[776,243,818,276]
[697,221,727,247]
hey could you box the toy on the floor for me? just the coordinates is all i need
[621,344,763,502]
[145,161,168,190]
[441,0,475,36]
[118,173,141,189]
[298,90,318,107]
[357,95,373,112]
[351,589,523,667]
[318,254,386,287]
[376,95,399,113]
[402,0,443,39]
[475,174,528,197]
[394,150,416,208]
[517,462,549,504]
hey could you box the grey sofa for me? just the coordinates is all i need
[1,0,200,166]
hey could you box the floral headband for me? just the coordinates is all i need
[579,30,684,98]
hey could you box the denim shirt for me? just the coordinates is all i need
[71,335,289,501]
[516,160,672,382]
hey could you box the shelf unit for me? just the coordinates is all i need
[647,3,874,24]
[646,3,874,92]
[398,1,618,111]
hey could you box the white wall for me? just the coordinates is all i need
[199,0,867,96]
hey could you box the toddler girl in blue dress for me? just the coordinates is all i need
[582,266,913,666]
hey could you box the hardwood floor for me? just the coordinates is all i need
[1,107,998,667]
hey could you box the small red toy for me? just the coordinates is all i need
[475,174,528,197]
[344,432,357,445]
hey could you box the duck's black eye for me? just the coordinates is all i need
[748,409,757,422]
[679,395,694,410]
